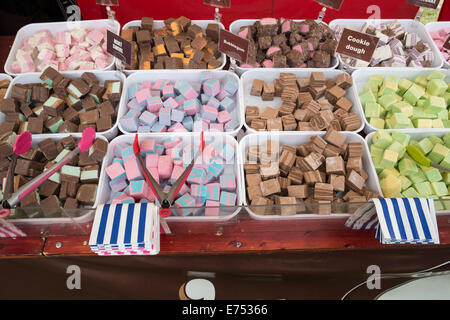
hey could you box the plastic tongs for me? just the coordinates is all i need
[133,132,205,218]
[0,128,96,218]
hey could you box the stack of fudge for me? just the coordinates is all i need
[360,70,450,129]
[245,72,361,131]
[0,133,108,215]
[121,16,222,70]
[245,131,379,216]
[236,18,338,68]
[105,138,238,217]
[333,21,436,67]
[120,72,239,133]
[371,131,450,211]
[11,27,112,73]
[0,67,121,135]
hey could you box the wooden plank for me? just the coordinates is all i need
[0,237,45,257]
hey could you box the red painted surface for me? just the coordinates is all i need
[77,0,450,29]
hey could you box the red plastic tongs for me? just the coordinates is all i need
[133,132,205,218]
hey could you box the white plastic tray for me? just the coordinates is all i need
[425,21,450,70]
[240,68,365,134]
[4,19,121,77]
[97,133,243,222]
[352,67,450,134]
[229,19,339,76]
[8,134,108,224]
[366,129,450,213]
[121,20,226,75]
[328,19,444,72]
[2,70,126,141]
[119,70,243,136]
[239,132,379,220]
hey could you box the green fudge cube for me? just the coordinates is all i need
[429,136,443,146]
[432,119,445,128]
[424,96,446,113]
[444,133,450,148]
[417,138,433,154]
[399,176,412,191]
[440,152,450,169]
[387,141,406,158]
[369,118,385,129]
[437,109,448,120]
[386,75,400,84]
[398,158,418,176]
[369,75,384,87]
[391,101,413,117]
[427,70,446,80]
[373,130,392,149]
[427,79,447,96]
[397,78,413,96]
[411,108,437,120]
[443,172,450,185]
[414,75,428,87]
[414,181,433,196]
[439,196,450,210]
[443,92,450,106]
[402,187,420,198]
[378,94,397,110]
[404,84,425,106]
[413,118,433,128]
[445,120,450,128]
[428,143,449,163]
[420,166,442,183]
[379,81,398,96]
[359,90,376,106]
[370,144,384,157]
[380,175,402,198]
[365,102,381,118]
[408,169,427,184]
[380,149,398,169]
[379,167,400,180]
[431,182,448,196]
[391,113,413,129]
[391,131,410,146]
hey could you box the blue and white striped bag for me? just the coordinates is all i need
[89,203,160,255]
[373,198,440,245]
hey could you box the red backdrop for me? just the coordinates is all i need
[78,0,449,29]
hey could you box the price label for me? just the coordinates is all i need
[106,30,132,65]
[444,34,450,51]
[406,0,439,9]
[314,0,344,10]
[96,0,119,5]
[203,0,231,8]
[336,28,379,63]
[219,29,249,63]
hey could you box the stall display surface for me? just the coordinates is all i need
[1,12,450,300]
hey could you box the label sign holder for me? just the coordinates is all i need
[314,0,344,21]
[106,30,132,72]
[96,0,119,21]
[407,0,440,9]
[443,33,450,52]
[219,29,249,64]
[335,28,380,68]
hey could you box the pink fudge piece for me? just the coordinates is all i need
[164,138,181,149]
[158,155,174,179]
[129,180,149,200]
[87,29,104,45]
[105,162,126,181]
[168,123,188,132]
[140,139,155,152]
[209,123,224,132]
[238,27,249,39]
[281,20,291,33]
[177,183,190,197]
[95,57,109,69]
[135,88,152,105]
[170,165,185,184]
[217,110,232,124]
[205,201,220,216]
[260,18,277,25]
[146,153,159,168]
[202,144,216,165]
[262,59,274,68]
[112,195,135,204]
[148,167,160,184]
[124,158,142,181]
